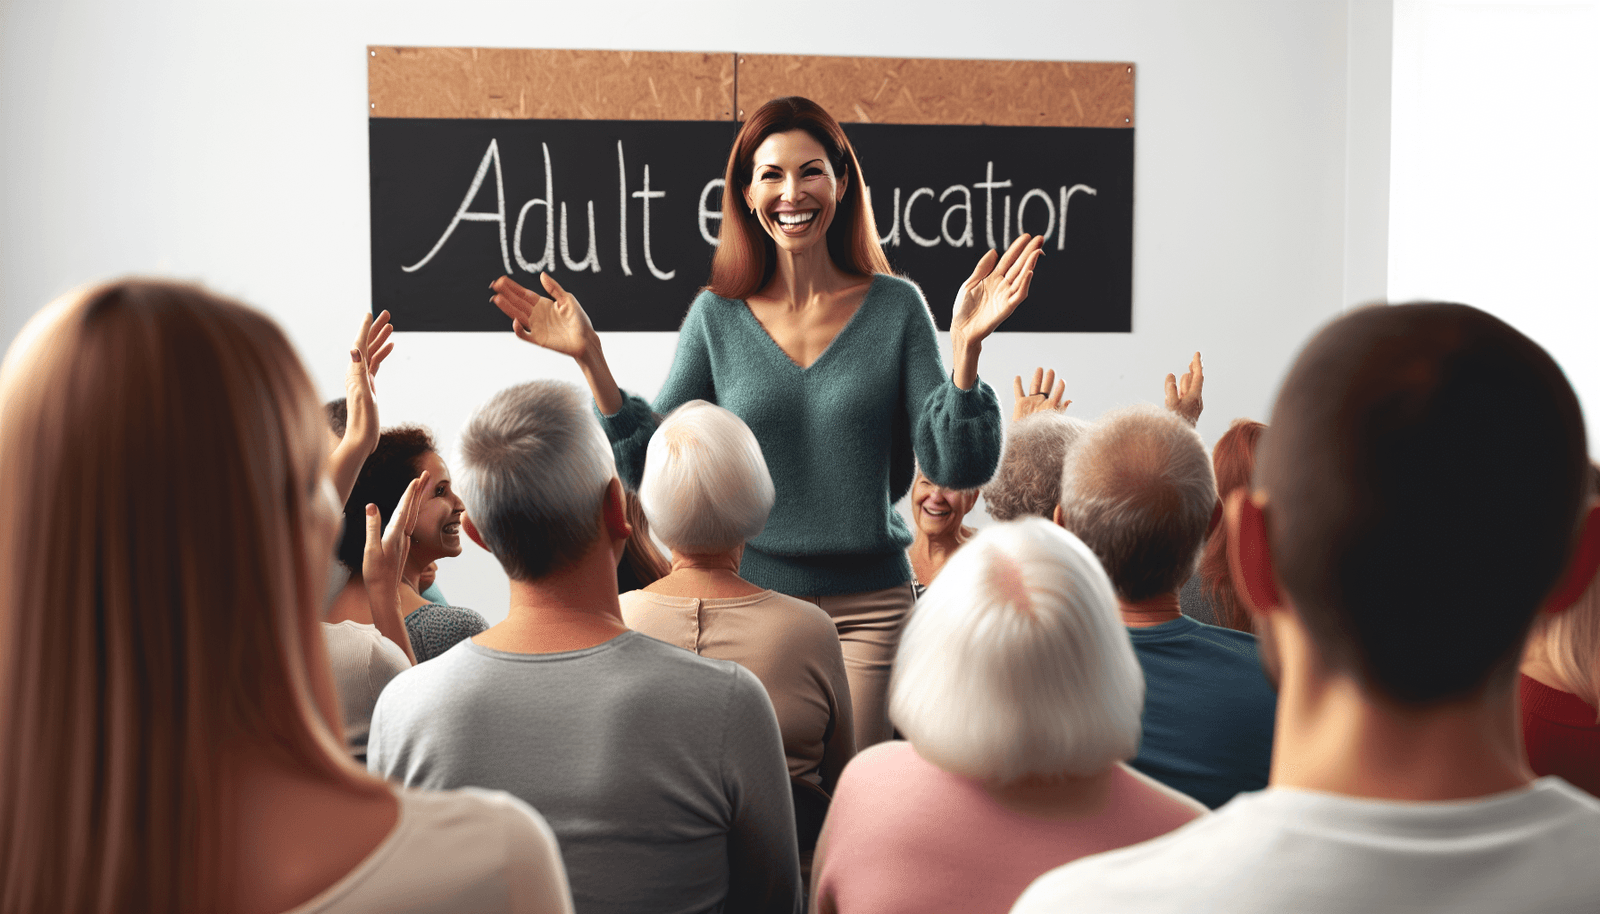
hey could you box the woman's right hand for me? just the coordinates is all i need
[490,273,624,415]
[490,273,596,360]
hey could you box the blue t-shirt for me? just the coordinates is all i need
[1127,615,1277,809]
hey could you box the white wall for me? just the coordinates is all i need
[1389,0,1600,444]
[0,1,1385,621]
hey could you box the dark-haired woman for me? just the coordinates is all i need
[329,426,489,662]
[492,96,1042,748]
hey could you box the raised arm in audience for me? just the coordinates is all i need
[329,309,394,503]
[1164,351,1204,426]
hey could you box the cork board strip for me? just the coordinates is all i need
[735,54,1134,128]
[367,47,735,120]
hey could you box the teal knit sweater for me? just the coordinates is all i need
[598,274,1002,596]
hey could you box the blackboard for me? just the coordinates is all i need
[369,117,1133,332]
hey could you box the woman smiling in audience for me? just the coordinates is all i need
[906,468,979,596]
[0,280,570,913]
[812,518,1205,914]
[492,96,1042,748]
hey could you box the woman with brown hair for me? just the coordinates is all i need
[1195,418,1268,632]
[491,96,1042,749]
[0,281,571,913]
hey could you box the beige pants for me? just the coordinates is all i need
[797,583,916,751]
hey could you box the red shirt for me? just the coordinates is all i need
[1520,673,1600,798]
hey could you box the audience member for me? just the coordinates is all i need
[1054,403,1276,808]
[1519,461,1600,798]
[329,426,489,661]
[983,411,1091,523]
[1162,351,1204,426]
[0,280,571,913]
[616,490,671,592]
[907,467,979,595]
[813,519,1204,914]
[622,401,853,873]
[1182,418,1267,632]
[369,381,802,914]
[320,315,417,760]
[1016,302,1600,913]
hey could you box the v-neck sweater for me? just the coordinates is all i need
[598,274,1002,596]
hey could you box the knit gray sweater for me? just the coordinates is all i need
[599,274,1002,596]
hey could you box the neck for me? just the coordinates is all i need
[327,578,372,626]
[475,538,630,654]
[980,765,1118,819]
[646,549,765,599]
[767,247,848,307]
[1119,592,1182,628]
[1267,611,1533,801]
[668,550,743,576]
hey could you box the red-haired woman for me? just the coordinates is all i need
[1195,419,1267,632]
[492,96,1043,749]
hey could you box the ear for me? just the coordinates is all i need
[743,183,755,214]
[1225,488,1283,617]
[835,167,849,202]
[461,512,488,552]
[1052,503,1065,528]
[602,477,632,542]
[1544,503,1600,614]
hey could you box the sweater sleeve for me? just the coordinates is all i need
[899,283,1003,491]
[595,293,718,491]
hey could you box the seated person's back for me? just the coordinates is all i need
[1054,403,1275,808]
[1126,616,1275,807]
[1016,303,1600,913]
[813,521,1204,914]
[620,400,854,792]
[370,381,800,914]
[370,630,792,914]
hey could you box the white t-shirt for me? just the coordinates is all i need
[287,787,572,914]
[323,620,410,760]
[1011,777,1600,914]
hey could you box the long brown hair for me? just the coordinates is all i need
[0,281,379,912]
[707,96,892,299]
[1200,419,1267,632]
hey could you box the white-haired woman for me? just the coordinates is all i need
[811,518,1205,914]
[621,401,855,797]
[0,281,572,913]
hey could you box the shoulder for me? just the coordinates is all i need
[749,590,840,644]
[866,273,927,307]
[379,788,568,909]
[837,740,916,790]
[411,604,490,633]
[614,629,747,686]
[683,288,742,326]
[1011,800,1249,914]
[374,641,474,703]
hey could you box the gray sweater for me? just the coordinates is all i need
[368,630,800,914]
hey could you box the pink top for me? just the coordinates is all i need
[812,741,1205,914]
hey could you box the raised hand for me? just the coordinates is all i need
[490,273,624,415]
[330,310,394,504]
[490,273,596,360]
[1012,366,1071,422]
[362,470,428,665]
[1164,352,1204,426]
[951,233,1045,349]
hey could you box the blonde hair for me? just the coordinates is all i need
[0,281,379,912]
[1525,468,1600,717]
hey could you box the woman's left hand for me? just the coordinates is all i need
[949,234,1044,389]
[951,234,1044,348]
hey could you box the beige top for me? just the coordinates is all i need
[620,589,855,790]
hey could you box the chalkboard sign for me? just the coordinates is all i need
[369,117,1133,332]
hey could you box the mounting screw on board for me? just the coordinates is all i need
[738,109,744,117]
[371,50,376,57]
[371,103,376,109]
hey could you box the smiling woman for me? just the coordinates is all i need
[489,96,1044,749]
[329,426,490,662]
